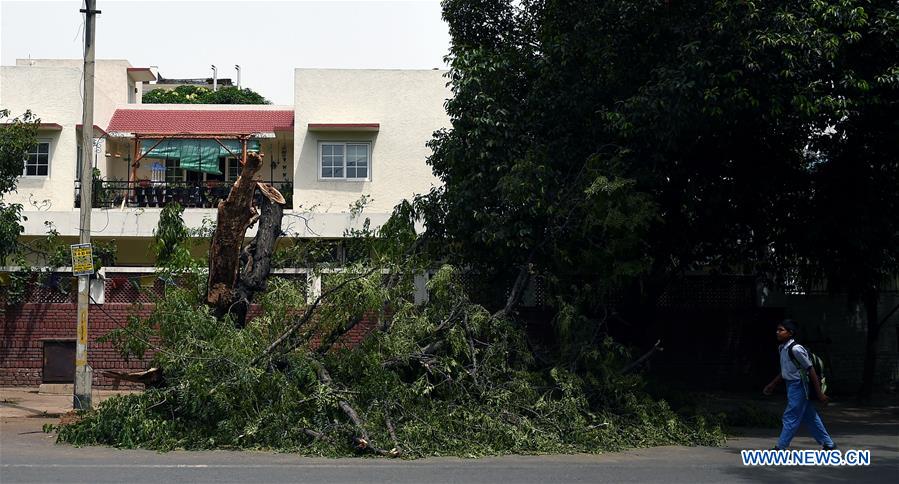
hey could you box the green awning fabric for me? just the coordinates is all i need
[140,139,260,175]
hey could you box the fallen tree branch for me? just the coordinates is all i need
[383,407,403,457]
[619,339,663,375]
[315,314,365,355]
[311,360,398,457]
[492,263,531,320]
[378,235,427,333]
[250,267,379,366]
[302,428,324,440]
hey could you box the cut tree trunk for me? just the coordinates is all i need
[207,151,264,317]
[229,183,286,328]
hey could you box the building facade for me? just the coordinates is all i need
[1,59,449,387]
[1,60,450,264]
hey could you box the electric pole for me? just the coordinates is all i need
[75,0,100,410]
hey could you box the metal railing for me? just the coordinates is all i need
[75,179,293,209]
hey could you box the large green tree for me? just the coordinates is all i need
[426,0,898,394]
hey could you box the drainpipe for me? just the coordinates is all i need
[211,64,217,91]
[235,65,241,89]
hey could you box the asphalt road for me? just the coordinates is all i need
[1,409,896,484]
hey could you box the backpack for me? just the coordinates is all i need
[787,341,827,400]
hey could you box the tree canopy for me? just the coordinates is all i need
[142,85,271,104]
[425,0,898,301]
[423,0,898,394]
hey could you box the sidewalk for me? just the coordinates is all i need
[0,387,136,418]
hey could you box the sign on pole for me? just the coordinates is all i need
[70,243,94,276]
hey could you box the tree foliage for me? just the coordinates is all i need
[0,109,39,264]
[58,240,723,455]
[423,0,898,391]
[142,85,271,104]
[429,0,893,285]
[153,202,191,268]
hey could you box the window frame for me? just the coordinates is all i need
[164,158,185,183]
[317,141,371,182]
[224,156,241,182]
[23,139,52,177]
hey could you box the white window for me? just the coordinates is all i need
[24,141,51,176]
[319,142,370,180]
[225,157,241,182]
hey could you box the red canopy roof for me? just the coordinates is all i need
[107,109,294,135]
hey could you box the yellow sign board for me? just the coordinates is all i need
[70,243,94,276]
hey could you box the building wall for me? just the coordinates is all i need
[17,59,138,122]
[294,69,449,214]
[8,67,450,259]
[0,303,153,388]
[2,59,138,210]
[1,66,82,211]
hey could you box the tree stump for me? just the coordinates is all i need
[206,152,264,316]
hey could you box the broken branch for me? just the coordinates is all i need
[619,339,663,374]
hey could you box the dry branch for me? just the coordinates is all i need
[492,264,530,320]
[101,367,164,388]
[619,339,663,374]
[311,360,398,457]
[315,314,365,355]
[250,267,379,366]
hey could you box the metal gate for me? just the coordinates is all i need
[42,340,76,383]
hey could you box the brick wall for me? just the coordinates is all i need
[0,303,154,388]
[1,302,379,388]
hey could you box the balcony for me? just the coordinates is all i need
[75,179,293,210]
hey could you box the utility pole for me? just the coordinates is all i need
[75,0,100,410]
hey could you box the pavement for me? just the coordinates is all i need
[1,387,897,483]
[0,388,134,418]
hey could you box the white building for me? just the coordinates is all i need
[0,60,449,264]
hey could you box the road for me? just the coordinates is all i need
[1,406,896,483]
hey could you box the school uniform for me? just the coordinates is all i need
[776,338,835,449]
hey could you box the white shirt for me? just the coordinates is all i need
[779,339,813,381]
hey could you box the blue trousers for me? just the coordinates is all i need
[777,379,834,449]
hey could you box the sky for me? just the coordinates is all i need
[0,0,451,104]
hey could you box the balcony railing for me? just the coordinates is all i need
[75,180,293,209]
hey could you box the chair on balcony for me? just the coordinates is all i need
[187,185,203,207]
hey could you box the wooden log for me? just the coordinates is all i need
[101,367,164,388]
